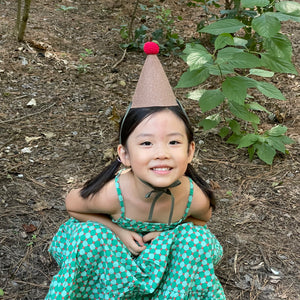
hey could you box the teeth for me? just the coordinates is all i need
[153,167,170,171]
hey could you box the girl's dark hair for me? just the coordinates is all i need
[80,105,215,208]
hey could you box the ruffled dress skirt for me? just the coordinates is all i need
[46,218,225,299]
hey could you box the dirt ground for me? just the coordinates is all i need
[0,1,299,299]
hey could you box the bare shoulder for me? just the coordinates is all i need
[189,180,212,221]
[95,178,120,213]
[67,179,120,215]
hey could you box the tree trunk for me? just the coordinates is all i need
[16,0,22,33]
[18,0,32,42]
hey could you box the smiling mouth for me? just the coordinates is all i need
[151,167,172,171]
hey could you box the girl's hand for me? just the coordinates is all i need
[114,227,146,256]
[143,231,161,244]
[184,216,207,226]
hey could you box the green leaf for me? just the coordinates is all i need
[199,114,221,130]
[0,289,4,296]
[265,11,300,22]
[256,143,276,165]
[280,135,295,145]
[227,133,242,145]
[241,0,270,8]
[199,119,219,130]
[261,53,298,74]
[249,69,274,77]
[229,52,262,68]
[267,125,287,136]
[181,44,208,62]
[187,51,213,70]
[214,33,234,50]
[216,47,244,64]
[229,119,241,135]
[248,145,256,160]
[176,68,210,88]
[187,89,206,101]
[233,37,248,47]
[248,102,270,113]
[275,1,300,17]
[263,33,292,60]
[183,43,208,56]
[252,15,281,37]
[267,136,286,153]
[219,126,230,138]
[200,19,245,35]
[238,134,259,148]
[256,81,286,100]
[208,63,235,76]
[199,89,225,112]
[229,102,260,123]
[222,77,249,104]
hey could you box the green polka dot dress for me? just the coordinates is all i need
[46,176,225,299]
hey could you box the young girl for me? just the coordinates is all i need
[46,43,225,299]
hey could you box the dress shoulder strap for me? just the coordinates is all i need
[114,171,126,217]
[181,178,194,220]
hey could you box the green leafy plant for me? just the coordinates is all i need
[226,190,233,198]
[77,49,93,73]
[177,0,298,164]
[119,2,184,54]
[27,234,37,247]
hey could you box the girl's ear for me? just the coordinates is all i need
[117,144,131,167]
[187,141,195,163]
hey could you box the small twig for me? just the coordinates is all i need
[258,245,272,272]
[234,248,239,274]
[12,280,49,288]
[112,48,127,69]
[0,102,55,124]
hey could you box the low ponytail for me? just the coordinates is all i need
[185,164,216,210]
[80,159,121,198]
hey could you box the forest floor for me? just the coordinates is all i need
[0,1,299,299]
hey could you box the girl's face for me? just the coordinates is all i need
[118,110,195,188]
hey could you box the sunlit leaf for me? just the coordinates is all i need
[275,1,300,17]
[252,15,281,37]
[241,0,270,8]
[200,19,245,35]
[249,69,274,77]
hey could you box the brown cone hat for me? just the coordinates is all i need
[131,42,177,108]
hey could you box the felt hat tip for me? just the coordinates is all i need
[144,42,159,55]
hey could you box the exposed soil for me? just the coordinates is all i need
[0,1,299,299]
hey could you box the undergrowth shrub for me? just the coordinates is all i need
[176,0,299,164]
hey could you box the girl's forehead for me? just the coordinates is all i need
[132,110,186,134]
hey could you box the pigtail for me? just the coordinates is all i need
[80,160,121,199]
[185,164,216,210]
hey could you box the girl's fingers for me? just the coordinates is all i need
[143,231,160,243]
[133,233,145,247]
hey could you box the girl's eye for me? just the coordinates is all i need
[170,140,180,145]
[141,141,152,146]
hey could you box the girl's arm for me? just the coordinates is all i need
[188,183,213,223]
[66,188,147,256]
[65,180,119,216]
[184,216,208,226]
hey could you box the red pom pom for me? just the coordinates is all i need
[144,42,159,55]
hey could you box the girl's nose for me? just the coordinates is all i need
[155,144,170,159]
